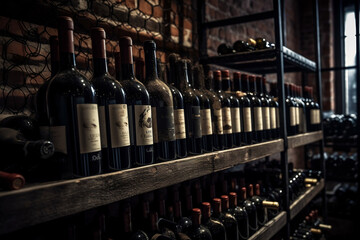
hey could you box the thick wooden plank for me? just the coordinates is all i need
[288,131,323,149]
[0,154,214,235]
[214,139,284,171]
[290,179,325,219]
[248,211,287,240]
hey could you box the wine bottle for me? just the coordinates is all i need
[268,82,280,139]
[115,52,121,81]
[228,192,249,240]
[248,76,263,143]
[290,84,300,134]
[171,188,192,235]
[175,59,202,155]
[233,40,255,52]
[256,76,271,140]
[193,65,214,152]
[167,54,187,158]
[0,127,55,166]
[121,203,149,240]
[213,70,233,149]
[234,73,253,145]
[46,16,102,177]
[285,83,297,136]
[212,198,238,240]
[201,202,227,240]
[239,187,258,235]
[143,41,176,162]
[118,37,154,166]
[222,70,242,147]
[0,171,25,190]
[220,196,240,240]
[202,66,225,150]
[296,86,307,133]
[188,208,213,240]
[304,86,320,132]
[217,43,234,55]
[91,27,131,172]
[36,36,59,139]
[0,115,40,140]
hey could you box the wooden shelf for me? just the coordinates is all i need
[249,211,287,240]
[288,131,323,149]
[290,179,325,219]
[0,139,283,235]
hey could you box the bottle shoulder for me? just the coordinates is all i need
[92,74,126,100]
[120,78,151,102]
[145,79,173,105]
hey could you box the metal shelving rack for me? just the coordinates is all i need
[197,0,326,238]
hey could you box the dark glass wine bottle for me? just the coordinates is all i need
[304,86,320,132]
[235,73,253,145]
[90,27,131,172]
[167,54,187,158]
[122,203,149,240]
[213,70,233,149]
[0,170,25,190]
[135,59,145,83]
[171,188,192,235]
[115,52,121,81]
[202,66,225,150]
[212,198,238,240]
[285,83,297,136]
[175,60,202,155]
[118,37,154,166]
[143,41,176,162]
[256,76,271,140]
[295,86,307,133]
[248,76,263,143]
[222,70,242,147]
[188,208,213,240]
[47,16,102,177]
[290,84,300,134]
[0,115,40,140]
[220,196,240,240]
[193,65,214,152]
[238,187,258,235]
[268,82,280,139]
[228,192,249,240]
[201,202,227,240]
[36,36,59,139]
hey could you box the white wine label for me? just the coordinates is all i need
[174,109,186,139]
[231,107,241,133]
[243,107,252,132]
[213,108,224,135]
[135,105,153,146]
[109,104,130,148]
[77,104,101,154]
[98,106,108,148]
[295,107,300,125]
[151,107,158,143]
[276,108,280,128]
[39,126,50,140]
[270,107,277,130]
[222,107,232,134]
[262,107,271,130]
[201,108,213,135]
[254,107,263,131]
[290,106,296,126]
[311,109,321,124]
[49,125,67,154]
[156,106,176,142]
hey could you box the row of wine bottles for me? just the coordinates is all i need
[217,38,275,55]
[323,114,357,139]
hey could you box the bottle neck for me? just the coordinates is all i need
[233,78,241,91]
[214,78,222,91]
[121,63,135,81]
[241,79,249,92]
[222,78,231,92]
[59,52,76,71]
[144,48,158,83]
[249,80,256,93]
[176,63,191,91]
[256,79,264,95]
[205,76,214,90]
[93,58,108,77]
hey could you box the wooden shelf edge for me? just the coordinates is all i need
[248,211,287,240]
[0,139,283,235]
[290,179,325,219]
[288,131,323,149]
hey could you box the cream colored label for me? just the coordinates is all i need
[151,107,158,143]
[77,104,101,154]
[135,105,153,146]
[109,104,130,148]
[254,107,263,131]
[270,107,277,130]
[290,106,296,126]
[174,109,186,139]
[262,107,271,130]
[213,108,224,135]
[49,125,67,154]
[231,107,241,133]
[98,106,108,148]
[39,126,50,140]
[201,109,213,135]
[222,107,232,134]
[311,109,321,124]
[276,108,280,128]
[296,107,300,125]
[243,107,252,132]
